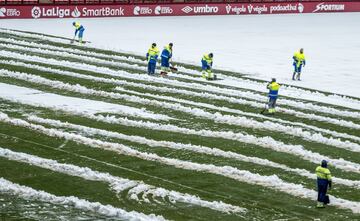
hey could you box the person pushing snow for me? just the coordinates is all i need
[72,22,85,44]
[146,43,160,75]
[160,43,173,77]
[201,53,214,80]
[292,48,306,80]
[264,78,280,114]
[316,160,332,208]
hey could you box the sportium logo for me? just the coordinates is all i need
[313,3,345,12]
[181,5,218,14]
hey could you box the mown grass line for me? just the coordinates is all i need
[0,123,357,221]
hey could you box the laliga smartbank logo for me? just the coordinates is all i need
[31,6,124,18]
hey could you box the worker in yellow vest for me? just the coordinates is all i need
[315,160,332,208]
[266,78,280,114]
[146,43,160,75]
[72,22,85,44]
[292,48,306,80]
[201,53,214,80]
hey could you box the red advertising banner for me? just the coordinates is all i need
[0,2,360,19]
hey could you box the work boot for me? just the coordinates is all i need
[207,70,214,80]
[296,73,301,81]
[292,72,296,80]
[202,71,207,79]
[316,202,325,208]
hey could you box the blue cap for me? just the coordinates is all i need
[72,22,76,25]
[321,160,328,168]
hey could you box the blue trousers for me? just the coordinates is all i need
[148,62,156,75]
[268,97,277,108]
[202,60,210,70]
[161,58,170,68]
[77,27,85,38]
[317,180,328,203]
[293,62,302,73]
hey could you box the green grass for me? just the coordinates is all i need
[0,30,359,221]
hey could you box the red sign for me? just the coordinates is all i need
[0,2,359,19]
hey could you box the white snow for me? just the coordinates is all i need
[0,82,171,121]
[2,67,359,151]
[2,35,359,110]
[1,13,360,98]
[0,178,166,221]
[27,115,360,189]
[0,146,246,214]
[2,50,359,127]
[1,113,360,213]
[1,110,359,175]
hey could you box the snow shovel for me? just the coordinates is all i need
[170,66,178,73]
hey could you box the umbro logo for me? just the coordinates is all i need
[181,6,193,13]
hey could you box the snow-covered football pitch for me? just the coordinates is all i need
[0,20,359,220]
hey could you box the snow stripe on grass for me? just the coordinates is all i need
[1,69,359,153]
[1,42,359,120]
[0,146,246,214]
[1,113,360,214]
[28,115,360,189]
[1,59,358,144]
[0,178,166,221]
[1,50,358,130]
[89,114,360,174]
[115,86,360,152]
[0,81,171,121]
